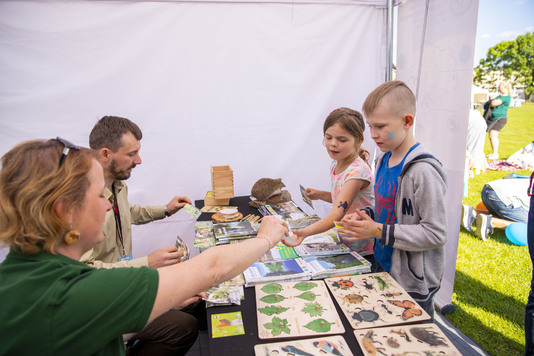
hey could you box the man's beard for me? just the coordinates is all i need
[110,159,135,181]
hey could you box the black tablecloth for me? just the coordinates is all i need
[194,196,365,356]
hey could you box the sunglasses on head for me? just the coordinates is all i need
[54,137,80,168]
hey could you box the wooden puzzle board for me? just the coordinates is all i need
[254,335,354,356]
[354,323,461,356]
[324,272,431,330]
[255,280,345,339]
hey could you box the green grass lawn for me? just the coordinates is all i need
[445,102,534,355]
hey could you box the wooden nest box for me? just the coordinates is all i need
[210,165,234,200]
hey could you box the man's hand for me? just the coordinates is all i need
[166,196,192,215]
[338,210,382,241]
[148,245,183,268]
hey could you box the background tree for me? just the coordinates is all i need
[474,32,533,99]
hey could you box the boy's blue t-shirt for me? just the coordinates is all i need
[373,144,419,271]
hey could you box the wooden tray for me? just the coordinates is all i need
[212,212,243,222]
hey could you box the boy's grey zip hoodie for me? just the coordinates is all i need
[374,143,448,304]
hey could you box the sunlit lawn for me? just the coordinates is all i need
[445,102,534,356]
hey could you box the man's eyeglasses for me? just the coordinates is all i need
[54,137,80,168]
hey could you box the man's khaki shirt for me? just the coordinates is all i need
[80,180,166,268]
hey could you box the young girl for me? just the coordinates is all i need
[287,107,375,255]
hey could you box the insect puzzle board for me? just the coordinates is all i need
[255,280,345,339]
[324,272,431,330]
[254,335,354,356]
[355,323,461,356]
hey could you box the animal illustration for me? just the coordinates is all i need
[391,328,411,342]
[352,309,381,324]
[409,327,448,347]
[250,178,292,207]
[332,279,354,290]
[343,293,365,304]
[362,278,374,291]
[387,300,423,320]
[380,303,393,314]
[281,344,314,356]
[361,330,387,356]
[386,337,400,348]
[312,340,342,355]
[373,275,390,290]
[381,292,402,298]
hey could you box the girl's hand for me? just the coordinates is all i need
[305,188,322,200]
[338,210,382,241]
[282,228,307,247]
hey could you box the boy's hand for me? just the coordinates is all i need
[338,210,382,241]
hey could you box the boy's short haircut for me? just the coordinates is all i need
[89,116,143,152]
[362,81,416,119]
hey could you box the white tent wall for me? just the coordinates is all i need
[396,0,479,310]
[0,0,387,261]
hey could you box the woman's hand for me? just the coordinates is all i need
[256,216,290,247]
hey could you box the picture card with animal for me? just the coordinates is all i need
[255,280,345,340]
[355,323,461,356]
[324,272,431,330]
[243,258,311,287]
[287,214,321,230]
[294,227,351,257]
[183,203,202,219]
[211,311,245,338]
[263,201,307,220]
[299,184,314,209]
[254,335,353,356]
[303,251,371,280]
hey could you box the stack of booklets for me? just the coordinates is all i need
[303,251,371,279]
[243,250,371,285]
[193,221,216,252]
[212,220,259,245]
[243,258,311,287]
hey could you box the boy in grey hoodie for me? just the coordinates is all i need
[338,81,448,317]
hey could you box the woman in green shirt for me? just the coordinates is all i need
[0,138,289,356]
[487,81,512,160]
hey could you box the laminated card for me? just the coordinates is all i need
[255,280,344,339]
[355,323,461,356]
[324,272,431,330]
[254,335,353,356]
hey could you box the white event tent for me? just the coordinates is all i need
[0,0,478,311]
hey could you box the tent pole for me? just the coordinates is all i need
[385,0,394,82]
